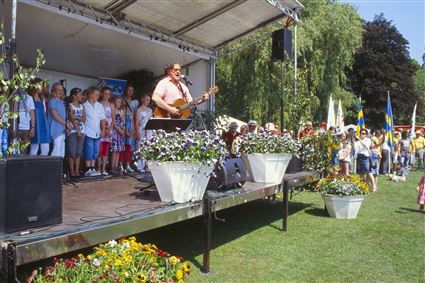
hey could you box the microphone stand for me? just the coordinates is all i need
[182,78,207,130]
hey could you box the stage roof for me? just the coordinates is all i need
[8,0,303,78]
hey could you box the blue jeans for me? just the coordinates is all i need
[84,136,100,161]
[399,153,410,176]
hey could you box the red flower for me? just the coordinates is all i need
[64,259,74,269]
[53,257,60,264]
[155,249,168,257]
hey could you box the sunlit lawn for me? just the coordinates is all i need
[137,170,424,282]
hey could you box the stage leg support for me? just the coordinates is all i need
[0,241,17,283]
[282,181,289,233]
[202,197,212,274]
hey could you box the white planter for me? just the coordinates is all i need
[321,194,365,219]
[242,153,292,183]
[147,161,214,203]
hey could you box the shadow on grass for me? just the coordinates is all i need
[304,207,329,217]
[135,199,312,269]
[396,207,425,214]
[18,199,313,277]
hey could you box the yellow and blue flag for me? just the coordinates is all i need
[384,93,395,153]
[356,97,365,136]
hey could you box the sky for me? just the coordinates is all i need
[342,0,425,64]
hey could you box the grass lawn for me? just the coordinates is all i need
[136,171,425,282]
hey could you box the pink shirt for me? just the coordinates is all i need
[154,77,193,104]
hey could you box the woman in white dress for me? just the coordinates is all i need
[135,93,153,172]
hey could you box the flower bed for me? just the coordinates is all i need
[316,174,370,196]
[29,237,191,282]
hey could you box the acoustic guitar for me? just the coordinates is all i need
[153,86,219,119]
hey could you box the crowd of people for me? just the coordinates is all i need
[1,81,153,178]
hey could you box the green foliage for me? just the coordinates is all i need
[0,29,46,156]
[349,14,419,128]
[412,61,425,124]
[215,0,363,132]
[300,132,333,171]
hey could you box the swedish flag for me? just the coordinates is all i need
[356,97,365,136]
[384,94,395,153]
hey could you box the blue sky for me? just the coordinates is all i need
[342,0,424,64]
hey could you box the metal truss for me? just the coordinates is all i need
[265,0,301,22]
[20,0,216,59]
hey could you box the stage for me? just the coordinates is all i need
[0,171,318,278]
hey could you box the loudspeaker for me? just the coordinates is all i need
[207,158,248,190]
[272,29,292,61]
[0,156,63,234]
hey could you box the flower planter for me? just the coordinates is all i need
[148,161,214,203]
[321,194,365,219]
[242,153,292,183]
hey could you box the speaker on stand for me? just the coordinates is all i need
[272,28,292,61]
[271,28,292,133]
[0,156,63,234]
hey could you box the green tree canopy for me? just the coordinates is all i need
[349,14,419,128]
[215,0,363,131]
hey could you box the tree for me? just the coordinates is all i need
[349,14,419,128]
[215,0,363,131]
[0,29,46,156]
[413,58,425,124]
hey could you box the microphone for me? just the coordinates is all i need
[180,75,193,85]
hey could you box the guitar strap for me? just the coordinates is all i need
[176,81,189,103]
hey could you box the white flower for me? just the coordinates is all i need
[93,258,100,266]
[108,240,117,247]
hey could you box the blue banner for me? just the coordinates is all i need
[98,78,127,97]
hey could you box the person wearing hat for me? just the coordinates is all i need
[247,120,257,134]
[222,122,240,152]
[415,130,425,170]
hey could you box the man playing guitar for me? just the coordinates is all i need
[152,61,209,117]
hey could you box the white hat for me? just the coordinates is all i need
[248,120,257,126]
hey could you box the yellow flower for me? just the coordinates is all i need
[87,255,93,260]
[182,263,190,273]
[104,264,110,270]
[169,256,180,266]
[129,236,136,241]
[139,273,147,282]
[114,259,122,266]
[176,269,183,280]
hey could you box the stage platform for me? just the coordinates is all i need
[0,171,318,277]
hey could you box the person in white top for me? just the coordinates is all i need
[135,93,153,172]
[14,91,35,154]
[354,129,377,191]
[97,87,113,176]
[67,88,86,178]
[83,87,106,177]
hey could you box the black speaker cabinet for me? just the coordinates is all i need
[208,157,248,190]
[0,156,63,234]
[272,28,292,61]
